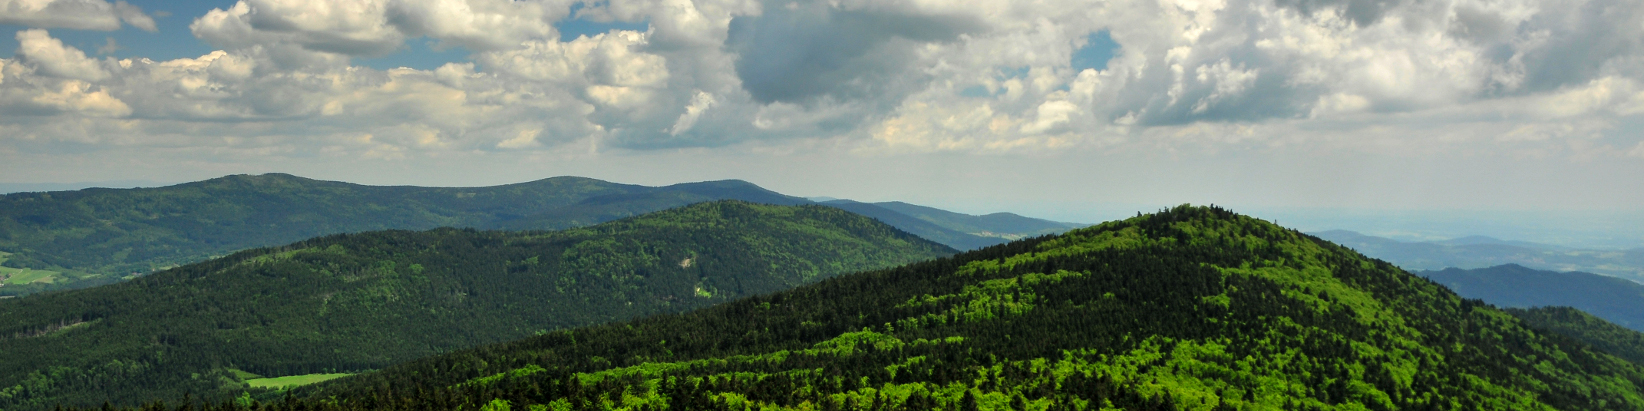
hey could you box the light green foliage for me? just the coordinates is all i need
[245,373,352,389]
[0,252,62,285]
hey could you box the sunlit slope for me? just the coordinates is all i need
[286,205,1644,411]
[0,201,954,410]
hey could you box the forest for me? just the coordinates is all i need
[0,201,952,410]
[58,205,1644,411]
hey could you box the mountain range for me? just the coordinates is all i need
[8,176,1644,410]
[0,201,953,409]
[1311,229,1644,282]
[0,174,1080,295]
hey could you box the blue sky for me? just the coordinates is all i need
[2,0,1642,246]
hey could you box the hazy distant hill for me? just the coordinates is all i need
[496,180,810,230]
[870,201,1083,238]
[819,200,1084,251]
[0,174,1079,294]
[1420,264,1644,331]
[816,200,1003,250]
[255,205,1644,411]
[0,202,954,409]
[1312,229,1644,281]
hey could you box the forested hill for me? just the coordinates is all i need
[0,174,809,294]
[181,205,1643,411]
[0,201,953,410]
[0,174,1078,295]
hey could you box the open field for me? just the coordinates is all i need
[245,373,353,389]
[0,252,61,285]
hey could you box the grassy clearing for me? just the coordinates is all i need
[0,252,62,285]
[245,373,353,389]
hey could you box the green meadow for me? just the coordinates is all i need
[245,373,353,389]
[0,252,60,285]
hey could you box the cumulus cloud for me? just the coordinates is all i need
[0,0,156,32]
[725,0,982,105]
[191,0,573,63]
[15,29,108,81]
[1,0,1643,164]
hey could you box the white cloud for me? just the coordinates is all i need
[15,29,108,81]
[668,90,716,135]
[0,0,1641,169]
[0,0,155,32]
[190,0,574,63]
[30,78,130,116]
[384,0,565,51]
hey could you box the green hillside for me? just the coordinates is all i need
[0,201,953,409]
[0,174,635,291]
[129,205,1636,411]
[0,175,823,295]
[1509,306,1644,368]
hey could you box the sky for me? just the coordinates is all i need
[2,0,1643,247]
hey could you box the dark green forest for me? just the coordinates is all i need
[75,205,1644,411]
[1509,306,1644,368]
[0,201,951,410]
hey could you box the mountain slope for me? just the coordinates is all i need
[233,205,1644,411]
[1312,230,1644,281]
[0,174,638,289]
[818,200,1003,250]
[0,174,1066,294]
[0,201,954,409]
[818,200,1084,251]
[871,201,1084,239]
[1420,264,1644,331]
[1508,307,1644,368]
[498,180,810,231]
[0,176,824,295]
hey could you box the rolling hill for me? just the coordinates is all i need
[818,200,1084,251]
[0,201,954,409]
[126,205,1643,411]
[0,174,1078,295]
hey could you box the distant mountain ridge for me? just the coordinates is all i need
[0,201,955,409]
[1419,264,1644,331]
[1311,229,1644,282]
[0,174,1081,294]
